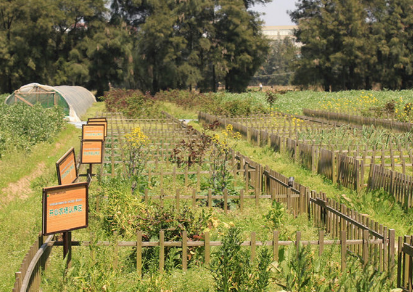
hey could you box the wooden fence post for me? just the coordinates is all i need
[287,187,292,213]
[113,232,119,269]
[251,232,256,262]
[362,230,369,267]
[224,189,228,214]
[144,189,149,204]
[176,189,180,211]
[403,236,411,289]
[185,166,189,187]
[137,231,142,277]
[332,152,336,184]
[159,231,165,273]
[295,231,301,259]
[192,189,196,208]
[389,229,395,277]
[240,189,244,212]
[197,165,201,191]
[205,232,210,265]
[398,236,403,288]
[255,165,260,207]
[273,231,279,261]
[182,231,188,271]
[341,230,347,272]
[319,230,324,256]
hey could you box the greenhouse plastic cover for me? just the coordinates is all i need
[5,83,96,122]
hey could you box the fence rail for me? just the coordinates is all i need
[51,229,394,277]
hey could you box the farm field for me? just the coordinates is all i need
[41,111,393,291]
[4,89,413,291]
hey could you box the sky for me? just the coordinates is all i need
[252,1,298,26]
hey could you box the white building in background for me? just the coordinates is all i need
[262,25,297,42]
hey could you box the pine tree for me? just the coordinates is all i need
[214,0,269,92]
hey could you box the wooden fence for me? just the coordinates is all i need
[369,164,413,209]
[12,234,54,292]
[199,111,413,208]
[303,108,413,132]
[50,229,394,277]
[398,236,413,291]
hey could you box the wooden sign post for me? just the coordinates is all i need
[87,117,107,137]
[82,124,105,141]
[42,182,89,264]
[81,140,104,177]
[56,148,78,185]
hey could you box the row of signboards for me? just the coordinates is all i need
[42,118,107,236]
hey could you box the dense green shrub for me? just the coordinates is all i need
[155,89,210,110]
[105,89,270,118]
[198,92,269,117]
[98,177,212,271]
[0,103,64,157]
[104,89,163,118]
[154,90,270,117]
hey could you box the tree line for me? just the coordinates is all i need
[290,0,413,91]
[0,0,271,95]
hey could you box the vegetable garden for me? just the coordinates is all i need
[8,89,413,291]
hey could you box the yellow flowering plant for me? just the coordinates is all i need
[123,127,150,194]
[207,124,241,208]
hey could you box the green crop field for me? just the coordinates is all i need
[5,90,413,291]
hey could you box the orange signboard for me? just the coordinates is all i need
[42,182,88,235]
[81,140,103,164]
[82,124,105,141]
[88,118,107,137]
[56,148,78,185]
[88,117,106,122]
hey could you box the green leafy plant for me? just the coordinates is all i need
[264,200,285,230]
[210,226,271,291]
[273,243,394,291]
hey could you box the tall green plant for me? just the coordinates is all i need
[210,226,271,292]
[274,243,394,291]
[123,126,150,194]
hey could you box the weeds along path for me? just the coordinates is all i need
[0,125,80,291]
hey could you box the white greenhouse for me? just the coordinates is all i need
[5,83,96,122]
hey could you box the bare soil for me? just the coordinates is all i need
[0,162,46,206]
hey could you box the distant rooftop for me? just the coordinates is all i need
[262,25,297,42]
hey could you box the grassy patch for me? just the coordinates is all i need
[0,124,80,290]
[80,101,107,121]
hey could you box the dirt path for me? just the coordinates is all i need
[0,162,46,206]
